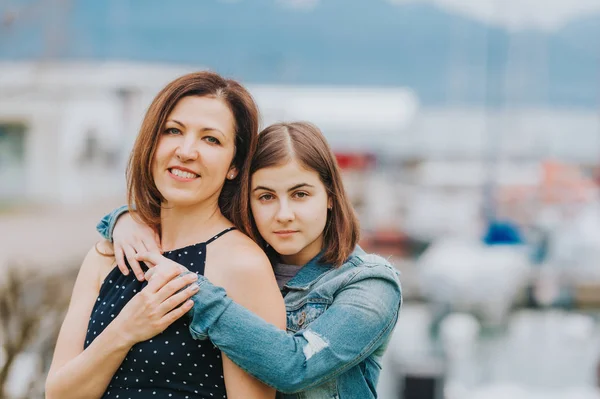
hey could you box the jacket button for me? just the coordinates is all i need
[298,311,307,327]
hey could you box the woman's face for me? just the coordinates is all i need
[152,95,238,209]
[250,158,331,266]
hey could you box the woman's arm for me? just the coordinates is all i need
[211,243,287,399]
[45,244,198,399]
[190,259,401,394]
[45,245,131,399]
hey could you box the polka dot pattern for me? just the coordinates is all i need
[85,228,236,398]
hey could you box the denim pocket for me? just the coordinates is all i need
[286,300,329,333]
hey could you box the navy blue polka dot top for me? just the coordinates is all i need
[84,227,236,399]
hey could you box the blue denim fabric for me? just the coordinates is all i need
[97,209,402,399]
[96,205,129,242]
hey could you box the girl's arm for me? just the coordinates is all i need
[96,205,129,242]
[214,244,286,398]
[138,252,401,394]
[189,261,401,393]
[97,206,160,281]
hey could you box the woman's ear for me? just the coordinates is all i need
[227,167,239,180]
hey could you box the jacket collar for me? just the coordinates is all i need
[284,246,365,290]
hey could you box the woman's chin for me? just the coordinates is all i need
[161,196,203,209]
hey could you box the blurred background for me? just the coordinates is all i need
[1,0,600,398]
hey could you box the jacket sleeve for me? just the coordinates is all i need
[95,205,129,242]
[188,263,402,393]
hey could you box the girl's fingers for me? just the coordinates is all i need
[114,246,129,276]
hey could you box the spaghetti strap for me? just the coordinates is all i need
[205,227,237,245]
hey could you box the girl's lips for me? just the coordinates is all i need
[274,231,298,237]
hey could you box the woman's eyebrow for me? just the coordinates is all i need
[167,119,226,139]
[168,119,185,127]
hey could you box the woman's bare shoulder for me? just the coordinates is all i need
[207,230,271,276]
[215,230,267,259]
[206,230,285,328]
[82,240,116,286]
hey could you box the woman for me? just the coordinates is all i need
[45,72,286,399]
[100,122,402,398]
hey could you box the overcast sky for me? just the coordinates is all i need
[385,0,600,31]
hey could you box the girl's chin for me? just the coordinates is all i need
[269,244,300,257]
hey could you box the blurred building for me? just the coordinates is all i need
[1,61,598,247]
[0,61,419,206]
[0,61,194,204]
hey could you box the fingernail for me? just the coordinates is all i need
[123,270,129,275]
[190,284,199,292]
[137,274,144,281]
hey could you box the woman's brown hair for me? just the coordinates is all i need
[249,122,360,267]
[127,71,259,236]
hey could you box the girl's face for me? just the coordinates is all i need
[152,95,238,209]
[250,158,331,266]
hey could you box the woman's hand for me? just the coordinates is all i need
[136,252,191,283]
[111,264,199,346]
[113,212,161,281]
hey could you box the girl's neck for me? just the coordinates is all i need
[160,201,230,251]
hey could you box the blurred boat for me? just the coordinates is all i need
[416,238,531,326]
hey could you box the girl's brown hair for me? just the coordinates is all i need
[249,122,360,267]
[127,71,259,235]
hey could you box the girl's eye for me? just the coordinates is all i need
[165,127,181,135]
[258,193,274,202]
[293,191,308,199]
[204,136,221,145]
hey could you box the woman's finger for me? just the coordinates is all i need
[135,251,164,266]
[144,267,156,282]
[158,282,199,315]
[155,272,198,303]
[161,300,194,328]
[144,262,184,293]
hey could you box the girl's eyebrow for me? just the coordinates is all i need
[252,185,273,193]
[287,183,314,192]
[252,183,314,193]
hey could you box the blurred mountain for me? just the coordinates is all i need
[0,0,598,107]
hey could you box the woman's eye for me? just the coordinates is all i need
[293,192,308,199]
[165,127,181,135]
[204,136,221,145]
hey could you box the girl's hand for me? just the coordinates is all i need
[113,213,161,281]
[111,264,198,346]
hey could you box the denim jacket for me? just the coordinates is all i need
[98,207,402,399]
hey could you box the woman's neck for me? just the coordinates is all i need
[160,201,229,251]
